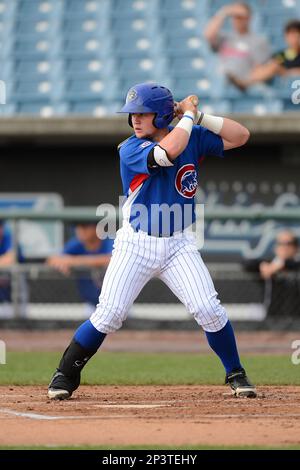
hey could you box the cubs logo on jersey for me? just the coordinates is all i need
[175,164,198,198]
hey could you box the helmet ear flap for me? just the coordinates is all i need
[152,113,158,129]
[128,114,133,128]
[153,112,172,129]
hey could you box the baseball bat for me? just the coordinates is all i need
[188,95,199,106]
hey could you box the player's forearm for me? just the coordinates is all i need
[283,67,300,77]
[204,10,226,46]
[68,255,111,268]
[0,250,16,266]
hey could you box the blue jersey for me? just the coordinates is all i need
[63,237,114,257]
[0,229,12,255]
[0,226,24,262]
[118,125,224,236]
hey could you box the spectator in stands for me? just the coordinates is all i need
[47,222,113,309]
[228,20,300,91]
[259,230,300,280]
[0,219,16,266]
[204,2,271,87]
[0,219,26,311]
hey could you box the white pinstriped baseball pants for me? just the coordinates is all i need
[90,223,228,334]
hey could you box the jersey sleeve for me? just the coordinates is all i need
[193,125,224,159]
[119,138,157,175]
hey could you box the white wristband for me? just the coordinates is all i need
[196,112,224,135]
[175,111,195,137]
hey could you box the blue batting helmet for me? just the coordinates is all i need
[118,82,174,129]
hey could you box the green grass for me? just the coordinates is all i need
[0,352,299,386]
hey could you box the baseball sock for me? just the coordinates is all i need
[57,321,106,379]
[74,319,106,350]
[205,320,242,375]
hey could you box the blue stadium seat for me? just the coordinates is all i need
[162,16,205,36]
[65,78,118,101]
[0,104,16,116]
[0,19,14,40]
[13,79,64,102]
[115,36,161,58]
[110,0,158,17]
[160,0,205,13]
[173,77,215,100]
[0,60,13,80]
[64,0,110,17]
[17,1,62,20]
[16,18,60,37]
[118,57,153,74]
[259,0,300,15]
[18,1,62,15]
[111,15,155,32]
[163,34,208,57]
[15,59,64,81]
[62,37,112,58]
[71,101,107,115]
[70,101,123,116]
[17,101,69,116]
[13,38,61,59]
[70,100,123,117]
[0,0,16,20]
[64,58,115,79]
[0,38,13,59]
[168,56,209,78]
[283,98,300,111]
[201,100,232,114]
[232,98,283,114]
[63,18,109,37]
[263,13,299,31]
[273,76,300,99]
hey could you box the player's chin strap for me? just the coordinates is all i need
[195,110,224,135]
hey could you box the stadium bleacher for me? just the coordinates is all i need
[0,0,300,116]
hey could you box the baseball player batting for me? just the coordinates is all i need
[48,83,256,400]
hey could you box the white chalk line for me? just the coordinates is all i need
[1,406,300,422]
[0,409,135,420]
[93,404,170,409]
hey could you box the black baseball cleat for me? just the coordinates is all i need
[226,368,257,398]
[48,369,80,400]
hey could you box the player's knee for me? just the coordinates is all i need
[192,299,228,332]
[90,302,127,334]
